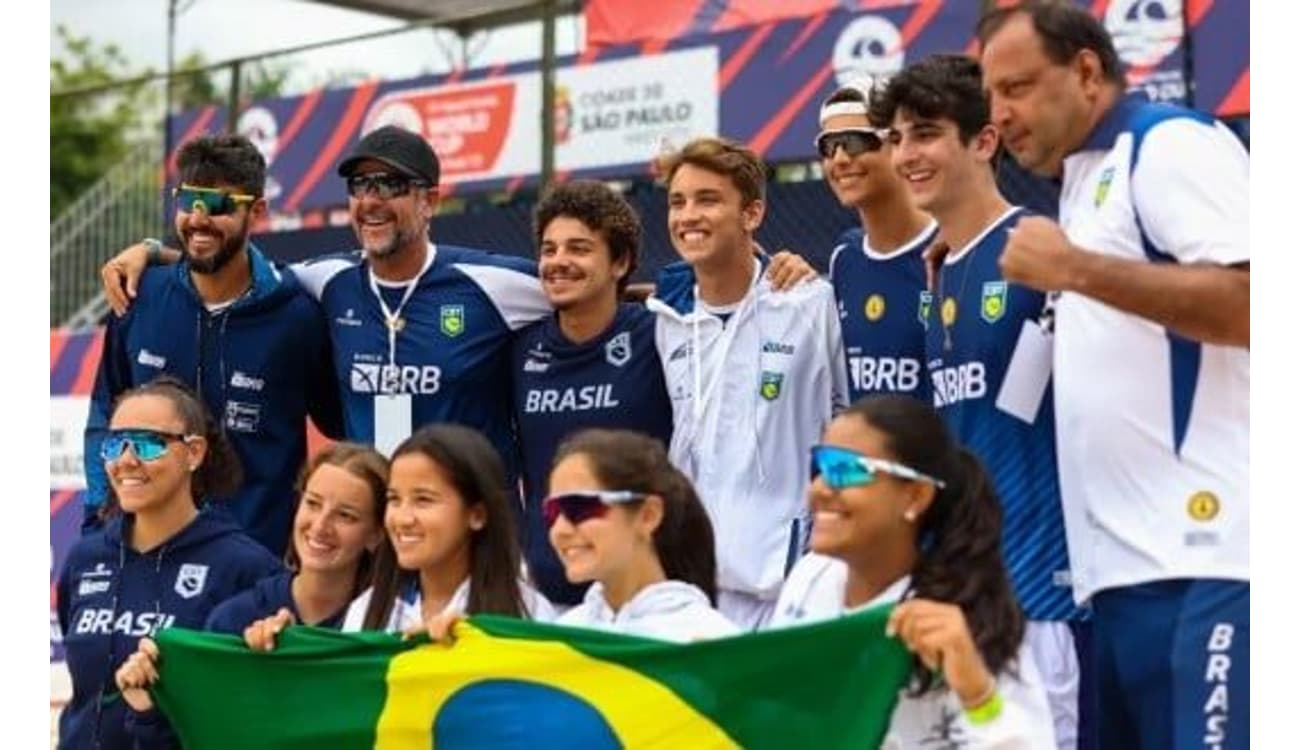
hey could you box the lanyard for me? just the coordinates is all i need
[366,245,435,374]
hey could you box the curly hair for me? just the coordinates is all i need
[533,180,643,294]
[870,54,990,143]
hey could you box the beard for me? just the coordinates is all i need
[185,215,249,275]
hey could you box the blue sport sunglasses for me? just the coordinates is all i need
[810,444,947,491]
[100,429,192,463]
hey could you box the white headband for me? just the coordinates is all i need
[818,100,870,127]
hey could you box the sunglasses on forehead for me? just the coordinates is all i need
[100,428,194,463]
[173,185,258,216]
[542,490,647,528]
[810,444,946,491]
[814,127,894,160]
[345,173,430,200]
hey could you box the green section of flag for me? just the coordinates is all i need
[153,603,911,749]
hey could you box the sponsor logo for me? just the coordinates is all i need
[80,562,112,579]
[669,341,692,362]
[918,291,933,328]
[1106,0,1183,68]
[848,356,921,394]
[335,308,363,327]
[230,371,265,391]
[981,281,1007,324]
[832,14,905,90]
[1188,491,1220,522]
[524,385,621,413]
[523,359,550,373]
[440,305,466,337]
[174,563,209,599]
[941,297,958,327]
[864,294,886,322]
[1095,166,1116,207]
[137,349,166,369]
[350,362,443,395]
[759,371,784,401]
[605,332,631,367]
[78,580,111,596]
[930,361,987,407]
[224,401,261,434]
[761,340,795,355]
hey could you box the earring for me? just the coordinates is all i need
[903,509,917,523]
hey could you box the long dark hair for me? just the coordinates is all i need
[844,395,1024,692]
[101,375,242,520]
[284,442,388,600]
[552,429,719,604]
[362,424,526,629]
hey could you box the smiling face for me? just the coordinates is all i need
[819,114,907,210]
[384,452,484,574]
[293,463,384,576]
[105,394,205,515]
[546,453,659,586]
[346,159,436,260]
[174,182,260,275]
[538,215,627,312]
[667,163,763,272]
[808,414,923,560]
[890,111,998,217]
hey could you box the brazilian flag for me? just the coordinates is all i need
[152,604,912,749]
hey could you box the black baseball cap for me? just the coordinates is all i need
[337,125,440,186]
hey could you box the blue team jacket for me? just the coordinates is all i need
[56,506,283,749]
[204,570,349,634]
[83,246,344,555]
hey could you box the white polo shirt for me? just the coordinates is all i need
[1054,93,1249,603]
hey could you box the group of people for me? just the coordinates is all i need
[58,2,1247,748]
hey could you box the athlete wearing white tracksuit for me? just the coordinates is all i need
[647,256,849,629]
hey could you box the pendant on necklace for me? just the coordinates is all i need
[387,317,406,333]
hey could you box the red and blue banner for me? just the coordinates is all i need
[51,328,101,662]
[166,0,1246,215]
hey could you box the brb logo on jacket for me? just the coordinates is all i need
[174,563,209,599]
[350,358,442,395]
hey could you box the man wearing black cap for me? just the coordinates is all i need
[102,125,549,473]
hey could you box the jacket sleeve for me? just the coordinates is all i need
[55,551,74,639]
[124,707,180,749]
[951,660,1060,749]
[303,301,345,440]
[83,316,133,531]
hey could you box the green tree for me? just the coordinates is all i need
[50,25,152,217]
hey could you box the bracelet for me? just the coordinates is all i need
[964,689,1004,725]
[142,237,162,265]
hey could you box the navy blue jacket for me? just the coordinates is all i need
[510,304,673,604]
[56,507,283,749]
[204,571,348,634]
[84,245,344,555]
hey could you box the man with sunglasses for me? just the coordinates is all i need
[84,134,344,556]
[873,54,1089,750]
[817,84,937,405]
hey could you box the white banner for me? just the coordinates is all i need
[361,47,720,185]
[51,396,89,491]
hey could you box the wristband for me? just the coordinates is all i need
[143,237,162,265]
[963,690,1004,725]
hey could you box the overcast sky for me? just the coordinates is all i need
[51,0,585,95]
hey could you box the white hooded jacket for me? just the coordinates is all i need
[340,576,555,633]
[556,580,738,642]
[647,257,848,601]
[770,554,1058,749]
